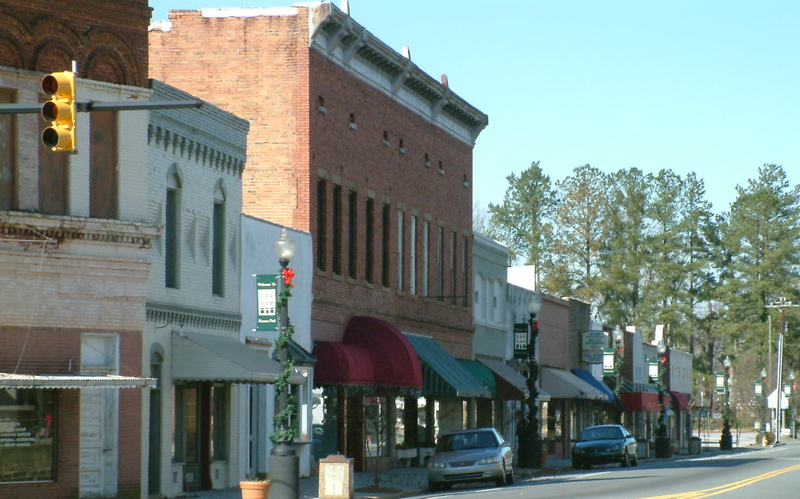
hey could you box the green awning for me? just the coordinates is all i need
[404,334,492,398]
[457,360,497,398]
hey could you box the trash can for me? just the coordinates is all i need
[688,436,702,455]
[636,438,649,460]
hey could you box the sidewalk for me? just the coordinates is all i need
[185,444,765,499]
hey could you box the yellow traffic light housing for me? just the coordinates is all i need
[41,71,76,152]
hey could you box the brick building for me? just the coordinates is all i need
[0,1,155,498]
[150,2,488,471]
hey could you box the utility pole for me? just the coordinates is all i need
[766,297,798,444]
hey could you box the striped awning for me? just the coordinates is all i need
[0,373,155,389]
[404,334,491,398]
[173,332,305,385]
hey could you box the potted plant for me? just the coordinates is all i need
[240,477,271,499]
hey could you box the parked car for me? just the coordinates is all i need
[571,424,638,469]
[426,428,514,491]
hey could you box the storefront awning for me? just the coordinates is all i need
[620,391,671,412]
[478,357,528,400]
[173,332,305,385]
[669,391,690,410]
[0,373,155,389]
[405,334,492,398]
[541,367,608,400]
[314,316,422,388]
[457,360,497,398]
[571,369,615,402]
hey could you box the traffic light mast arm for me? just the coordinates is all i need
[0,100,203,115]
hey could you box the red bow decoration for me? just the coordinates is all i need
[283,268,295,287]
[533,320,539,329]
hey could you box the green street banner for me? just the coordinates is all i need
[256,274,278,331]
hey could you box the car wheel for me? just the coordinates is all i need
[572,458,581,469]
[621,450,630,467]
[495,463,508,487]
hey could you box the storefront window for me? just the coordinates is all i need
[364,396,389,457]
[0,389,55,482]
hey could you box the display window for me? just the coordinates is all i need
[0,389,56,482]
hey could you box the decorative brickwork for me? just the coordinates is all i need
[0,0,149,86]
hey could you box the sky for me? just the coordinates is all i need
[149,0,800,215]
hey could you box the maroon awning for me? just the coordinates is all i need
[669,391,690,410]
[621,392,672,412]
[314,316,422,388]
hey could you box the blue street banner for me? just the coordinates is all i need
[256,274,278,331]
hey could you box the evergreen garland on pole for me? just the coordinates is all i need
[271,267,298,444]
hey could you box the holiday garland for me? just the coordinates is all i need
[271,267,297,444]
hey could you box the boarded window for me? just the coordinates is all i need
[89,111,118,218]
[38,102,68,214]
[0,89,16,210]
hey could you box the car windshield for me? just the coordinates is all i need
[436,431,497,452]
[580,427,623,441]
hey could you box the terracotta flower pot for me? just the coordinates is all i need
[240,480,271,499]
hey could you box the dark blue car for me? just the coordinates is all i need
[571,424,638,469]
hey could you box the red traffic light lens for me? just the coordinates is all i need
[41,74,59,96]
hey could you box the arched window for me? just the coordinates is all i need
[165,172,182,288]
[212,182,226,296]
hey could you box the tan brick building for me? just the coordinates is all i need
[150,2,488,471]
[0,1,156,498]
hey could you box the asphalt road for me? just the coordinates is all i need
[418,441,800,499]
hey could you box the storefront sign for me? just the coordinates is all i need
[256,274,278,331]
[582,330,606,364]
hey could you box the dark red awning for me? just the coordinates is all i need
[621,392,672,412]
[314,316,422,388]
[669,391,690,410]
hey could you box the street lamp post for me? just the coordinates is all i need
[760,368,767,434]
[655,340,670,458]
[517,293,543,469]
[612,326,625,424]
[269,228,299,499]
[791,372,796,439]
[719,356,733,450]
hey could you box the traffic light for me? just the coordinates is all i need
[40,71,76,152]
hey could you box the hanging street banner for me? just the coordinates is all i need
[582,330,606,364]
[256,274,278,331]
[716,372,725,393]
[513,323,528,359]
[603,348,615,376]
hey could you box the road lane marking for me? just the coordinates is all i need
[636,463,800,499]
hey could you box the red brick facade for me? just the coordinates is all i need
[150,5,483,358]
[0,0,150,86]
[0,327,144,498]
